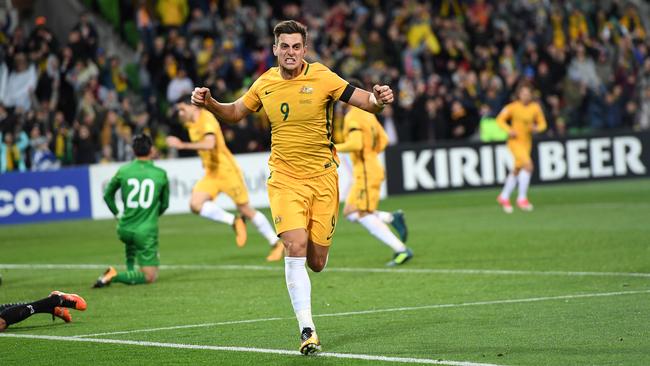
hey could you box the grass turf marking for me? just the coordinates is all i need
[2,263,650,278]
[70,289,650,338]
[0,333,506,366]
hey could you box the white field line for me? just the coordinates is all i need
[2,263,650,278]
[71,289,650,339]
[0,333,505,366]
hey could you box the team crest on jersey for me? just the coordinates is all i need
[274,216,282,224]
[299,85,313,94]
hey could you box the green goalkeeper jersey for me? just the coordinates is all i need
[103,159,169,232]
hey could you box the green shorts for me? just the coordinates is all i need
[117,228,160,267]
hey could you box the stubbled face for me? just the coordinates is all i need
[273,33,306,73]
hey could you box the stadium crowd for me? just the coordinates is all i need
[0,0,649,173]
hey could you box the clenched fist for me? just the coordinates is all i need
[192,87,211,107]
[373,85,394,106]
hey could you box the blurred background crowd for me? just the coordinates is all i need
[0,0,649,173]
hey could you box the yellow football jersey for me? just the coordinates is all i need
[496,101,547,144]
[186,109,237,172]
[339,106,388,169]
[242,61,349,178]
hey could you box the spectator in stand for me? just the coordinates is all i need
[0,0,649,173]
[166,67,193,103]
[0,52,37,111]
[73,123,96,165]
[638,86,650,130]
[29,124,59,171]
[0,129,29,173]
[136,0,156,53]
[156,0,188,30]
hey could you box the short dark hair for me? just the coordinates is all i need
[273,20,308,45]
[176,93,193,105]
[132,134,153,157]
[515,80,534,96]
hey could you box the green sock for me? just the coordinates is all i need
[126,258,135,271]
[113,270,147,285]
[125,246,136,271]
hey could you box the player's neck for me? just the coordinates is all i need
[136,157,151,162]
[279,63,304,80]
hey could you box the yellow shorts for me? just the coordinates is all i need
[346,169,384,212]
[267,169,339,246]
[193,165,249,205]
[508,141,532,169]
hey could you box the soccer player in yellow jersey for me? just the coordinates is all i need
[191,20,394,355]
[167,95,283,259]
[336,85,412,266]
[496,83,547,213]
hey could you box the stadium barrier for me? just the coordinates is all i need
[384,131,650,194]
[1,152,386,224]
[0,167,92,225]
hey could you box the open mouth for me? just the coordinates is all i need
[285,58,296,65]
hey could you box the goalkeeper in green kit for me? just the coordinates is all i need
[93,134,169,288]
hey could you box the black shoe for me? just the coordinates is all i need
[299,327,321,355]
[92,266,117,288]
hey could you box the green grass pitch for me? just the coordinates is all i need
[0,179,649,365]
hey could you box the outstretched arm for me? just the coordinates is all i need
[191,87,253,123]
[335,130,363,153]
[345,85,394,114]
[166,134,216,151]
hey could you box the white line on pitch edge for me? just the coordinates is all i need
[71,289,650,339]
[0,334,505,366]
[1,263,650,278]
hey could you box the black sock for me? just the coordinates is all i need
[0,303,26,312]
[0,297,59,326]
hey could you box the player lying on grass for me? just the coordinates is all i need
[94,134,170,287]
[0,291,86,331]
[336,80,412,266]
[167,96,284,261]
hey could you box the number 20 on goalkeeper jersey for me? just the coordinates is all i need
[103,160,170,232]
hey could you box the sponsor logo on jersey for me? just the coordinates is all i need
[299,85,313,94]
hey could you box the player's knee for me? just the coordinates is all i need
[307,257,326,272]
[190,201,203,214]
[284,240,308,256]
[144,272,158,283]
[237,204,255,219]
[280,230,308,256]
[0,318,6,331]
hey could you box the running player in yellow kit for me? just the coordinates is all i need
[496,83,547,212]
[167,95,282,259]
[191,20,394,355]
[336,81,412,266]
